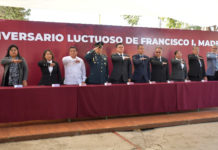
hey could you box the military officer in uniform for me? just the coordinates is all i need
[85,42,108,84]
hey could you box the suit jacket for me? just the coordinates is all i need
[132,54,150,82]
[109,53,132,83]
[170,58,187,81]
[150,56,169,82]
[38,60,62,85]
[206,52,217,76]
[85,50,108,84]
[188,54,206,79]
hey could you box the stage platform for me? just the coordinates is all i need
[0,108,218,143]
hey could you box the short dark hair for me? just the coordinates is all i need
[69,46,77,51]
[155,46,162,50]
[5,44,21,58]
[174,50,179,55]
[94,42,104,48]
[116,43,123,48]
[137,44,144,49]
[42,49,54,61]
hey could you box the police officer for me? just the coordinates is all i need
[85,42,108,84]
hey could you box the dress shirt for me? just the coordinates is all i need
[62,56,86,85]
[118,53,124,60]
[47,60,53,76]
[176,58,184,69]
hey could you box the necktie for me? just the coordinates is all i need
[198,58,202,67]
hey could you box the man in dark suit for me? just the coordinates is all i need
[206,45,218,81]
[170,50,187,81]
[132,44,150,83]
[188,46,207,81]
[85,42,108,84]
[109,43,132,83]
[150,47,169,82]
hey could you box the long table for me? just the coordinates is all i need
[176,81,218,111]
[0,86,78,122]
[0,82,218,123]
[77,83,177,118]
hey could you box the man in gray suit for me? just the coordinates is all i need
[170,50,187,81]
[109,43,132,83]
[206,45,218,81]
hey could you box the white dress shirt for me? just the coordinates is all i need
[176,58,184,69]
[117,53,124,60]
[62,56,86,85]
[47,60,53,76]
[198,55,202,67]
[159,56,162,62]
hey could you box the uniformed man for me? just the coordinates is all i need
[85,42,108,84]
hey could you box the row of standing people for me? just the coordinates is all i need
[1,43,217,86]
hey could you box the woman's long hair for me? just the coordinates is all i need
[5,44,21,58]
[42,49,54,61]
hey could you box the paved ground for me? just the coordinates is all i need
[1,122,218,150]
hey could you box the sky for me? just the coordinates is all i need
[29,8,160,28]
[1,0,218,27]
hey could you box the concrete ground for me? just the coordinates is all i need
[0,122,218,150]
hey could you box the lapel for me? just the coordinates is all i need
[52,61,56,73]
[116,53,121,56]
[47,60,55,75]
[155,56,160,61]
[180,59,186,70]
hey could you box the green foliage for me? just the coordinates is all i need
[166,18,184,29]
[185,25,202,30]
[158,17,202,30]
[0,6,31,20]
[123,15,141,26]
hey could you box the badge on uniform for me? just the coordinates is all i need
[93,58,96,64]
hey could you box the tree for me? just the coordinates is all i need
[158,17,186,29]
[123,15,141,26]
[0,6,31,20]
[186,25,202,30]
[158,17,204,30]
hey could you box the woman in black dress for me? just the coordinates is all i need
[38,49,62,85]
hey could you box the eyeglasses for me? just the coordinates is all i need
[155,52,161,53]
